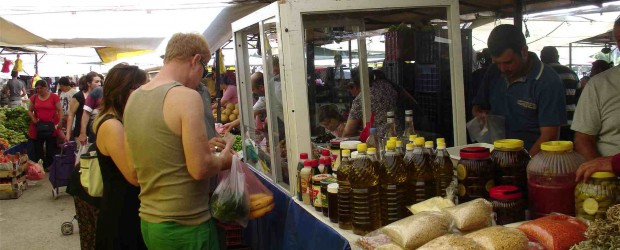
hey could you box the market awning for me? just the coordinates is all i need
[0,16,49,46]
[203,3,269,50]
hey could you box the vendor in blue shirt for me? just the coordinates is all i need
[472,24,566,156]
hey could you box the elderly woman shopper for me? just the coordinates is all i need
[27,80,62,171]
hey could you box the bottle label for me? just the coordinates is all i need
[331,150,341,171]
[313,184,322,207]
[321,192,328,207]
[301,175,310,195]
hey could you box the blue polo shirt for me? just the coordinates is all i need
[473,53,567,149]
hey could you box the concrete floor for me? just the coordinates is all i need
[0,176,80,250]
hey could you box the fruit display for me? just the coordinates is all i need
[213,103,239,123]
[249,193,275,219]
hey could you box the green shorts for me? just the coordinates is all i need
[141,219,220,250]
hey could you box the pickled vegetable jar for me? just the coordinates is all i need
[457,147,494,203]
[575,172,618,221]
[491,139,530,199]
[489,185,525,225]
[527,141,584,218]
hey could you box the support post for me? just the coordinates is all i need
[569,43,573,69]
[215,49,222,123]
[514,0,524,32]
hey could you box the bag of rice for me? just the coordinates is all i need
[442,198,493,231]
[357,234,400,250]
[418,234,483,250]
[465,226,528,250]
[382,211,451,249]
[408,196,455,214]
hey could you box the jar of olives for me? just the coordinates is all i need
[575,172,618,221]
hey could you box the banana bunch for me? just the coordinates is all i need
[249,193,274,219]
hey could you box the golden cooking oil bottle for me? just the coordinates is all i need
[425,141,436,160]
[403,143,416,208]
[395,141,405,157]
[433,142,454,198]
[411,137,436,203]
[349,143,381,235]
[380,140,408,225]
[337,149,353,230]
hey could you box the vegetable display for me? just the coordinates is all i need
[233,135,242,152]
[0,107,29,147]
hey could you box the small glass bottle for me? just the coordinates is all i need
[401,110,415,145]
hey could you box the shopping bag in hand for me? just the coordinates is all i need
[211,155,251,226]
[242,162,274,219]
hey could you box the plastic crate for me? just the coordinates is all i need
[217,222,244,248]
[384,31,414,61]
[414,30,440,64]
[414,64,441,93]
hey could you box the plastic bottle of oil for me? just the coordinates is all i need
[425,141,436,160]
[411,137,436,203]
[395,141,405,157]
[433,142,454,198]
[337,149,353,230]
[403,143,416,208]
[366,128,382,161]
[380,140,408,225]
[349,143,381,235]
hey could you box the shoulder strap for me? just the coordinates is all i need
[95,114,118,134]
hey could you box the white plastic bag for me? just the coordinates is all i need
[210,155,251,226]
[466,115,505,144]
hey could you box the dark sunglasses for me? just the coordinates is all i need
[200,60,208,79]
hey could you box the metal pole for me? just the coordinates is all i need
[569,43,573,69]
[514,0,524,32]
[215,49,222,123]
[34,53,39,75]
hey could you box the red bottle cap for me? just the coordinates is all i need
[304,160,312,167]
[300,153,308,160]
[489,185,522,200]
[460,147,490,159]
[312,159,319,167]
[322,149,330,156]
[319,158,325,165]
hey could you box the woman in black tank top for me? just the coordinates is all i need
[92,63,147,250]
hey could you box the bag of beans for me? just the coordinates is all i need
[381,211,452,249]
[517,214,587,250]
[418,234,483,250]
[465,226,529,250]
[442,198,493,231]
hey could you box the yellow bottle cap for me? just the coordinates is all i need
[541,141,573,152]
[406,143,414,150]
[357,143,367,152]
[367,147,377,154]
[591,172,616,178]
[396,140,403,147]
[409,135,417,141]
[437,138,445,144]
[386,141,396,149]
[425,141,434,148]
[437,142,446,149]
[494,139,524,150]
[389,137,398,142]
[341,149,351,157]
[414,137,425,146]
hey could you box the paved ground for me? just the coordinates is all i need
[0,176,80,250]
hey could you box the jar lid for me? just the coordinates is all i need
[460,147,490,159]
[489,185,522,200]
[341,140,362,150]
[299,153,309,160]
[494,139,524,150]
[541,141,573,152]
[327,183,339,193]
[357,143,367,152]
[591,172,616,178]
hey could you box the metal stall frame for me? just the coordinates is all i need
[233,0,467,195]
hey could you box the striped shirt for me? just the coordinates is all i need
[547,63,579,124]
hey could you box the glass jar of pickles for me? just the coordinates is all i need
[457,147,494,203]
[575,172,618,221]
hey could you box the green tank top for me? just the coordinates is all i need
[124,82,211,225]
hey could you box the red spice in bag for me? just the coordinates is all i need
[517,214,587,250]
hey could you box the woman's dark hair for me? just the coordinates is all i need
[487,24,526,57]
[85,71,99,85]
[591,60,612,77]
[78,75,88,92]
[35,80,48,88]
[98,63,147,121]
[318,104,344,123]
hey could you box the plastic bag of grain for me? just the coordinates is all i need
[442,198,493,231]
[418,234,483,250]
[381,211,452,249]
[465,226,528,250]
[517,214,587,250]
[408,196,455,214]
[357,234,403,250]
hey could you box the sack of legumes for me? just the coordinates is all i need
[442,198,493,232]
[381,211,452,249]
[418,234,483,250]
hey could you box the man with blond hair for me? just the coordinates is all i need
[124,32,233,249]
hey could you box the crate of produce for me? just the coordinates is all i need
[217,222,244,248]
[0,174,27,199]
